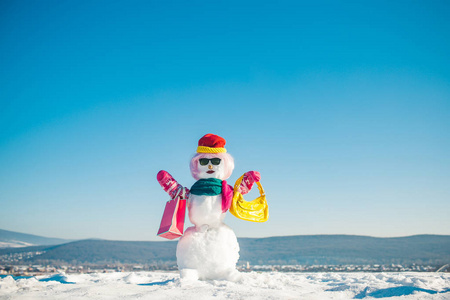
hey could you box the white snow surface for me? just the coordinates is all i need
[1,271,449,299]
[0,241,34,248]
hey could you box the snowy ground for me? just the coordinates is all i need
[1,271,449,299]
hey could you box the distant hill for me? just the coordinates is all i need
[1,234,449,266]
[238,234,450,265]
[28,239,177,265]
[0,229,72,248]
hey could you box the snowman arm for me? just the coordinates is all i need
[156,170,189,199]
[238,171,261,195]
[175,186,190,200]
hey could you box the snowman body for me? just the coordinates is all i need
[187,194,225,228]
[176,152,240,281]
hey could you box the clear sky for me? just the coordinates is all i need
[1,0,449,241]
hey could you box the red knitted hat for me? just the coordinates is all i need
[197,134,227,153]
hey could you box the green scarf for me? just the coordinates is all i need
[190,178,222,196]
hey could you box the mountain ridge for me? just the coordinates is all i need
[1,230,449,266]
[0,229,73,248]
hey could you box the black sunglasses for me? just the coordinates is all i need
[199,158,221,166]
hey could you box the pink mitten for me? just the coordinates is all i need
[157,170,189,199]
[238,171,261,195]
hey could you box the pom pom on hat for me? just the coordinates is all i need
[197,134,227,153]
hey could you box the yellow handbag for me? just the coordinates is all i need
[229,174,269,222]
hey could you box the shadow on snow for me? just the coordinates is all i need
[39,274,75,284]
[354,286,450,299]
[138,279,175,286]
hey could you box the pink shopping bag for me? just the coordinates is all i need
[157,197,186,239]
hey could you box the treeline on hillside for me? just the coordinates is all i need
[1,235,449,266]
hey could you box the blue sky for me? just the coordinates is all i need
[1,0,449,241]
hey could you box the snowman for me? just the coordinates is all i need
[157,134,260,281]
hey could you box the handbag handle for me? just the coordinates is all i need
[234,174,265,196]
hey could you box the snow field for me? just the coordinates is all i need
[1,271,449,299]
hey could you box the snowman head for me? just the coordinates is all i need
[190,152,234,180]
[189,134,235,180]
